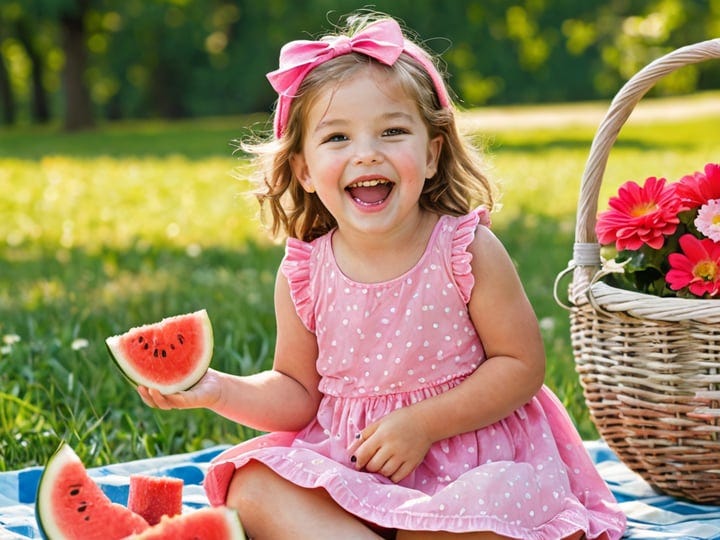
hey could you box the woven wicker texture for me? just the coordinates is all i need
[556,38,720,504]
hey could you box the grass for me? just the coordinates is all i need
[2,95,720,471]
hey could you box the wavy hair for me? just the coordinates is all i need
[242,14,496,242]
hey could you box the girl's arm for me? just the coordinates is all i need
[351,226,545,480]
[408,225,546,437]
[139,269,322,433]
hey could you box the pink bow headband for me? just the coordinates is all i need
[266,18,451,138]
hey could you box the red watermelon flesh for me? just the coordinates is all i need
[36,442,149,540]
[125,506,246,539]
[106,309,213,394]
[128,474,183,526]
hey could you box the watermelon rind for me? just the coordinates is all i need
[36,442,76,539]
[105,309,213,394]
[127,506,246,539]
[222,507,247,540]
[35,442,149,540]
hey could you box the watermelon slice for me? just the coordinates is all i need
[105,310,213,394]
[127,474,183,525]
[36,442,149,540]
[126,506,246,539]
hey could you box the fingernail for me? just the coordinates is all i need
[350,455,357,463]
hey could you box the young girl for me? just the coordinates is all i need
[139,13,626,540]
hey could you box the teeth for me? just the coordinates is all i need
[349,179,389,188]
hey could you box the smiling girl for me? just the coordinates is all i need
[138,13,626,540]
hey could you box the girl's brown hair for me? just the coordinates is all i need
[243,15,496,242]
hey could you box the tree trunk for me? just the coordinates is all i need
[60,3,94,131]
[0,52,15,126]
[16,19,51,123]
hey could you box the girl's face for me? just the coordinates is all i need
[290,66,442,238]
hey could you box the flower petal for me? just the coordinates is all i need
[596,176,680,251]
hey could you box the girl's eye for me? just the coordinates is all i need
[383,127,408,137]
[323,133,348,143]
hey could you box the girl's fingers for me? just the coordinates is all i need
[347,422,381,464]
[389,462,414,484]
[346,431,364,456]
[378,457,400,478]
[136,385,156,407]
[359,442,392,474]
[151,387,178,410]
[137,386,177,410]
[349,435,375,470]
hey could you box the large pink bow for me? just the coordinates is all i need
[266,18,449,137]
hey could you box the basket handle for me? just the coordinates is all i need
[568,38,720,301]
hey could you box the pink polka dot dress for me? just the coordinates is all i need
[204,208,626,539]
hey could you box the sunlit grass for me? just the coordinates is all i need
[1,155,259,250]
[2,97,720,470]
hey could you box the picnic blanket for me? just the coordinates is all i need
[1,441,719,539]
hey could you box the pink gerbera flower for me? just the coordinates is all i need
[675,163,720,210]
[596,176,681,251]
[666,234,720,297]
[695,199,720,242]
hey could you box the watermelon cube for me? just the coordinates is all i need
[127,475,183,526]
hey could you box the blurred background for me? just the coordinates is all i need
[2,0,720,131]
[2,0,720,470]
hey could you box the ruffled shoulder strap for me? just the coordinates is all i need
[280,237,316,332]
[450,206,491,303]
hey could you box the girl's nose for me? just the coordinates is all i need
[352,139,383,165]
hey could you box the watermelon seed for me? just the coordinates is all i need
[177,334,185,345]
[84,516,90,521]
[143,343,149,350]
[138,336,144,343]
[69,488,80,496]
[162,349,167,357]
[77,503,87,512]
[170,344,175,350]
[153,348,159,357]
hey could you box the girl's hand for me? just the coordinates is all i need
[136,368,223,411]
[347,407,433,483]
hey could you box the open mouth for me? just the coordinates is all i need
[346,178,394,206]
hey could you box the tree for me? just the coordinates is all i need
[0,51,14,125]
[9,0,95,129]
[1,0,718,125]
[58,0,93,129]
[14,16,51,123]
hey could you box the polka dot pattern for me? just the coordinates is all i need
[204,208,626,539]
[283,211,487,399]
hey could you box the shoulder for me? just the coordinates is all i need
[467,225,516,281]
[464,221,532,319]
[467,222,505,257]
[442,206,497,264]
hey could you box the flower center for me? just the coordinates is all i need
[713,215,720,226]
[694,260,719,282]
[630,202,658,217]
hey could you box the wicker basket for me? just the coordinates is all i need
[554,38,720,504]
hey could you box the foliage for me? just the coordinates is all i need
[1,0,719,126]
[2,97,720,470]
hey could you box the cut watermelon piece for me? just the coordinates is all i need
[126,506,246,539]
[106,310,213,394]
[36,442,149,540]
[127,474,183,526]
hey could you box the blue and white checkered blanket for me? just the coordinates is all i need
[1,441,719,539]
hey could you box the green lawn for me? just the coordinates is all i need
[2,96,720,470]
